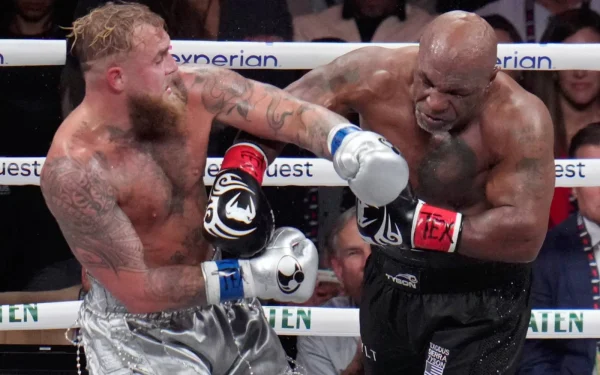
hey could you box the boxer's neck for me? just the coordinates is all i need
[81,91,132,131]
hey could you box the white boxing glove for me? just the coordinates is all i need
[202,227,318,305]
[328,124,409,207]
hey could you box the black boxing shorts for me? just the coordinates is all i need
[359,247,532,375]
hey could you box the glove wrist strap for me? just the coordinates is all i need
[221,143,268,184]
[412,201,463,253]
[327,124,361,155]
[202,259,254,305]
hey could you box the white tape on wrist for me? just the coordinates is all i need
[201,261,220,305]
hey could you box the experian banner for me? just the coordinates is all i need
[2,40,600,70]
[167,41,600,71]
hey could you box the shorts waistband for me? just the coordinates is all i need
[371,248,531,294]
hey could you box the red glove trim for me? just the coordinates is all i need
[411,201,463,253]
[221,143,268,184]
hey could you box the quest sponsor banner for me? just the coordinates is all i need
[1,157,599,188]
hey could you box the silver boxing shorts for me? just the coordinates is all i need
[77,276,298,375]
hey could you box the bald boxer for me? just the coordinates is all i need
[286,10,555,375]
[39,3,408,375]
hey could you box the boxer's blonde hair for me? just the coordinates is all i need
[67,2,165,69]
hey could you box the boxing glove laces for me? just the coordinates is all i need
[203,143,274,258]
[328,124,410,207]
[357,186,464,253]
[201,227,319,305]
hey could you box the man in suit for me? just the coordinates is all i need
[519,122,600,374]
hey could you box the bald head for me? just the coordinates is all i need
[412,11,499,133]
[420,11,497,77]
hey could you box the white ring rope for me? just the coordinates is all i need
[0,40,599,70]
[0,301,594,339]
[2,39,599,340]
[0,156,595,187]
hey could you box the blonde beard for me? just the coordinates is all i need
[127,90,186,141]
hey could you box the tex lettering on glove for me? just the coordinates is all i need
[203,142,274,258]
[327,124,410,207]
[357,186,463,253]
[201,227,319,305]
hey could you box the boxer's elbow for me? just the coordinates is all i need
[511,216,546,263]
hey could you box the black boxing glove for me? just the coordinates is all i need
[357,185,463,253]
[203,143,274,258]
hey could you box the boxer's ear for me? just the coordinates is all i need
[106,66,125,93]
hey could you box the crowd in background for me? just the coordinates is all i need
[1,0,600,374]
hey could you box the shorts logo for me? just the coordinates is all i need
[425,343,450,375]
[277,256,305,294]
[385,273,418,289]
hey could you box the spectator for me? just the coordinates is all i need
[528,8,600,228]
[476,0,599,42]
[0,0,65,38]
[295,207,371,375]
[0,0,76,292]
[293,0,433,42]
[482,14,524,84]
[518,122,600,375]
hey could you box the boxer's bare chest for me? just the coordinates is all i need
[358,100,492,212]
[103,127,211,266]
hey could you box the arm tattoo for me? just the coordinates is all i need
[191,67,254,119]
[516,157,547,198]
[191,67,346,157]
[41,157,146,274]
[265,86,294,130]
[192,67,297,132]
[326,67,360,93]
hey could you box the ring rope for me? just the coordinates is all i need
[0,40,598,70]
[0,301,594,339]
[0,156,595,187]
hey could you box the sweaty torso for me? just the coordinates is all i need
[354,48,518,215]
[49,72,214,268]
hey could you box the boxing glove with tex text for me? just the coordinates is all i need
[357,185,464,253]
[203,143,274,258]
[328,124,410,207]
[201,227,319,304]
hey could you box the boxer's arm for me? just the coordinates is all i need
[285,46,395,115]
[458,103,555,262]
[40,156,207,313]
[223,48,390,165]
[187,65,349,159]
